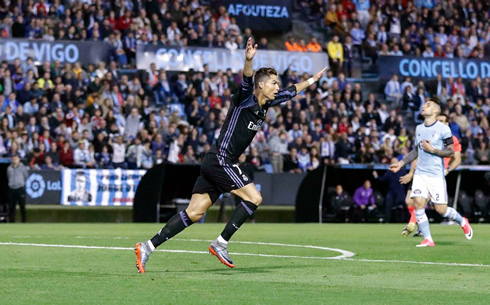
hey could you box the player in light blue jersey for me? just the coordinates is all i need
[390,98,473,247]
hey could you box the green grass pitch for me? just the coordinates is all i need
[2,223,490,304]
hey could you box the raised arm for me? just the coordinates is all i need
[236,38,258,104]
[243,37,257,78]
[269,65,328,107]
[294,66,328,94]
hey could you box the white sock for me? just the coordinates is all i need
[147,240,155,251]
[217,235,228,245]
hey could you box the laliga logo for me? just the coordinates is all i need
[26,173,46,199]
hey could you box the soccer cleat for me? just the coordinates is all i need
[402,222,417,237]
[135,242,152,273]
[416,239,435,247]
[461,217,473,240]
[413,228,423,237]
[209,238,235,268]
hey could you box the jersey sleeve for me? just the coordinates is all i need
[268,85,297,107]
[239,75,254,101]
[441,125,453,146]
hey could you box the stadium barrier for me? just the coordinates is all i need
[133,163,305,223]
[3,163,489,223]
[296,164,490,223]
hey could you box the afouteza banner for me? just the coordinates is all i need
[0,39,111,65]
[212,0,293,31]
[61,169,146,206]
[137,45,328,75]
[378,55,490,80]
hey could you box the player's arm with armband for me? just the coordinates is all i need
[421,127,455,158]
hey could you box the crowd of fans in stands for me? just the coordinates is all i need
[2,0,488,74]
[296,0,490,76]
[0,0,267,67]
[0,0,489,174]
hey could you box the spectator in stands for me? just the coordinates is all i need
[307,37,321,52]
[327,35,343,76]
[285,36,300,52]
[284,148,302,174]
[112,135,127,169]
[384,74,403,106]
[42,155,62,170]
[73,141,92,168]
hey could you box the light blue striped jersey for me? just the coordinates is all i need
[414,120,453,178]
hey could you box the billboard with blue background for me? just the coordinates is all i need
[378,56,490,80]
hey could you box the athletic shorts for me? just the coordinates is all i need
[192,153,252,203]
[410,174,447,204]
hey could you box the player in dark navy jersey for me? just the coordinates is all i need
[135,38,328,272]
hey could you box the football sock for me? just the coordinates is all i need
[220,201,257,242]
[415,208,433,242]
[150,210,193,248]
[408,206,416,223]
[443,207,464,226]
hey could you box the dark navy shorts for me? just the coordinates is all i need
[192,153,252,203]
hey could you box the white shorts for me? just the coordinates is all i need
[410,175,447,204]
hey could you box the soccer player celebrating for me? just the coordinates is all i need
[399,113,462,237]
[390,98,473,247]
[134,38,328,272]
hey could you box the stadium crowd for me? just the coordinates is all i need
[2,0,488,75]
[1,0,267,67]
[295,0,490,76]
[0,0,489,175]
[1,52,489,174]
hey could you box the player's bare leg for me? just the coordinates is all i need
[402,191,418,237]
[135,193,212,273]
[209,183,262,268]
[413,197,435,247]
[434,204,473,240]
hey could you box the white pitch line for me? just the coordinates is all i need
[2,241,490,268]
[0,242,352,261]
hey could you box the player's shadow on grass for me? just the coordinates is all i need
[154,264,312,274]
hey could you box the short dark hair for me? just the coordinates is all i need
[429,97,442,113]
[254,67,278,88]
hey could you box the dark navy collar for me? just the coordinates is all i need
[424,120,437,128]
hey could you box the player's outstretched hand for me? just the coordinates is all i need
[399,173,412,184]
[312,66,328,82]
[389,161,403,173]
[245,37,258,60]
[422,139,435,153]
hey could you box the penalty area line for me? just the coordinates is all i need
[1,242,489,268]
